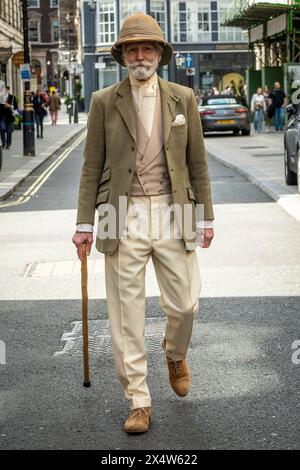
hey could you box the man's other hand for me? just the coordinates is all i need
[72,232,93,261]
[197,228,214,248]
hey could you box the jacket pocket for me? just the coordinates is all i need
[187,187,196,201]
[172,124,188,134]
[99,167,111,185]
[96,189,110,208]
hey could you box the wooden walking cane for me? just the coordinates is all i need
[81,241,91,387]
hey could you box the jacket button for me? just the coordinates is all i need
[125,192,128,196]
[170,168,174,172]
[173,190,177,194]
[131,145,135,151]
[128,169,132,173]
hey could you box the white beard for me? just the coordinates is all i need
[124,57,160,81]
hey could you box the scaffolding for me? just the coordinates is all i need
[223,1,300,103]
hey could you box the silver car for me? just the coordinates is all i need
[198,95,251,136]
[284,103,300,193]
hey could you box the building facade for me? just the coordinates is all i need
[28,0,60,91]
[81,0,249,109]
[57,0,82,95]
[0,0,23,99]
[28,0,81,93]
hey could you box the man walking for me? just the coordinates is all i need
[72,13,214,434]
[269,81,287,131]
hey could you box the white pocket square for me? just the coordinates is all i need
[171,114,186,126]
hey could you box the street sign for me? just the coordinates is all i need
[185,53,193,68]
[186,67,195,76]
[20,63,31,82]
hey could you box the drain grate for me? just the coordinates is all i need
[54,318,167,356]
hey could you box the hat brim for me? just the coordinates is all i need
[111,39,173,67]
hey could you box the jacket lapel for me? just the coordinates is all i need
[115,76,137,143]
[158,77,181,145]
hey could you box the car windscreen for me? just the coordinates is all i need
[203,98,238,106]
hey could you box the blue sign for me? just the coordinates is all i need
[20,63,31,82]
[21,70,31,80]
[185,54,193,68]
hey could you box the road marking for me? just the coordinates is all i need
[0,131,86,208]
[23,258,105,277]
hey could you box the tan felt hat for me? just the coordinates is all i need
[111,13,173,66]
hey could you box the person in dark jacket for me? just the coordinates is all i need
[32,89,48,138]
[0,85,18,150]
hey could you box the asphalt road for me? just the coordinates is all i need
[0,136,299,450]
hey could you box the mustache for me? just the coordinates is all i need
[126,60,156,69]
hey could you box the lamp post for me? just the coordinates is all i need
[22,0,35,156]
[72,61,79,124]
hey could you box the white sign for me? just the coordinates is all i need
[95,62,106,69]
[186,67,195,76]
[20,63,31,82]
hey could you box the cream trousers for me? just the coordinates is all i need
[104,193,201,410]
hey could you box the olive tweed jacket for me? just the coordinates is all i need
[76,75,214,254]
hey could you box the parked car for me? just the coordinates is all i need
[284,103,300,193]
[198,95,250,136]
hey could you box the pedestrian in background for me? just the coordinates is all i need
[0,85,18,150]
[269,81,287,132]
[33,89,48,139]
[48,90,61,125]
[251,87,266,134]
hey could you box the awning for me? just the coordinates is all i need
[222,2,300,28]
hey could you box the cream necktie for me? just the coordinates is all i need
[130,73,158,137]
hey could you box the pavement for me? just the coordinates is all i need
[204,126,300,222]
[0,104,87,201]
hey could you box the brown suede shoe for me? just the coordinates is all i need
[124,407,152,434]
[163,338,190,397]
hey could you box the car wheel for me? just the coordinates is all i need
[241,128,251,136]
[284,147,297,185]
